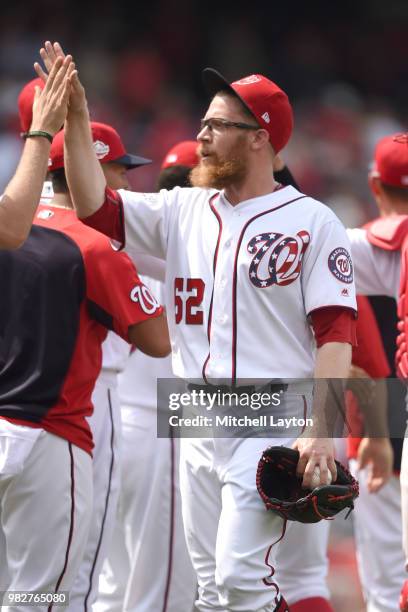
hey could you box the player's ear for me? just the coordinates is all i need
[251,128,270,151]
[368,174,381,196]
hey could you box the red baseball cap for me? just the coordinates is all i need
[161,141,199,169]
[372,133,408,187]
[202,68,293,153]
[48,121,151,171]
[18,77,45,133]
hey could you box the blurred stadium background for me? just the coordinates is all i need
[1,0,407,228]
[1,1,407,609]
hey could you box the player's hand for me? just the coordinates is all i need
[34,41,86,114]
[31,55,74,136]
[292,436,337,488]
[357,436,393,493]
[35,41,66,79]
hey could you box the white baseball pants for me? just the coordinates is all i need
[68,370,122,612]
[274,520,331,605]
[351,458,406,612]
[0,424,92,612]
[95,403,197,612]
[180,435,294,612]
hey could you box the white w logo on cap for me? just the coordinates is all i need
[261,112,270,124]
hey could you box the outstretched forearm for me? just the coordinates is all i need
[0,138,51,249]
[293,342,352,486]
[35,44,111,223]
[64,104,106,219]
[311,342,351,436]
[1,55,73,249]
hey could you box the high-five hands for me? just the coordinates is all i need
[31,55,75,135]
[34,41,86,114]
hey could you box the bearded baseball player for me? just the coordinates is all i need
[38,41,359,611]
[39,40,355,611]
[98,136,331,612]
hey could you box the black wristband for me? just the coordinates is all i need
[275,166,299,190]
[22,130,53,144]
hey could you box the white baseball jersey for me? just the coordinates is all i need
[100,332,130,373]
[118,184,356,382]
[347,227,400,298]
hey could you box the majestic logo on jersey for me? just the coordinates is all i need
[93,140,110,160]
[328,247,353,283]
[130,285,160,314]
[247,231,310,288]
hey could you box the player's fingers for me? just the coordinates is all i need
[45,40,58,63]
[49,56,73,92]
[53,41,67,59]
[69,70,81,91]
[327,454,337,482]
[367,474,384,493]
[68,69,78,85]
[66,62,76,82]
[57,71,71,104]
[301,456,317,488]
[33,62,48,83]
[43,56,64,94]
[39,47,53,74]
[318,457,330,485]
[56,60,75,90]
[295,450,309,478]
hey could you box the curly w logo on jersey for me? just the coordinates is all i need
[247,230,310,288]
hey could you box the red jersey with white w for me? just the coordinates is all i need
[0,205,162,454]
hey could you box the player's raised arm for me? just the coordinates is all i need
[35,41,107,221]
[0,56,72,249]
[64,71,108,219]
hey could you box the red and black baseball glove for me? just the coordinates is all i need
[256,446,359,523]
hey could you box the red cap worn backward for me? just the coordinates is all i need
[202,68,293,153]
[18,77,45,133]
[373,133,408,187]
[161,140,199,169]
[48,121,152,172]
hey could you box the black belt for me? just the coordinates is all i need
[187,383,288,396]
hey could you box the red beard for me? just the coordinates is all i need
[190,139,248,190]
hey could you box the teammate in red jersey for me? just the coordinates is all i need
[0,122,170,609]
